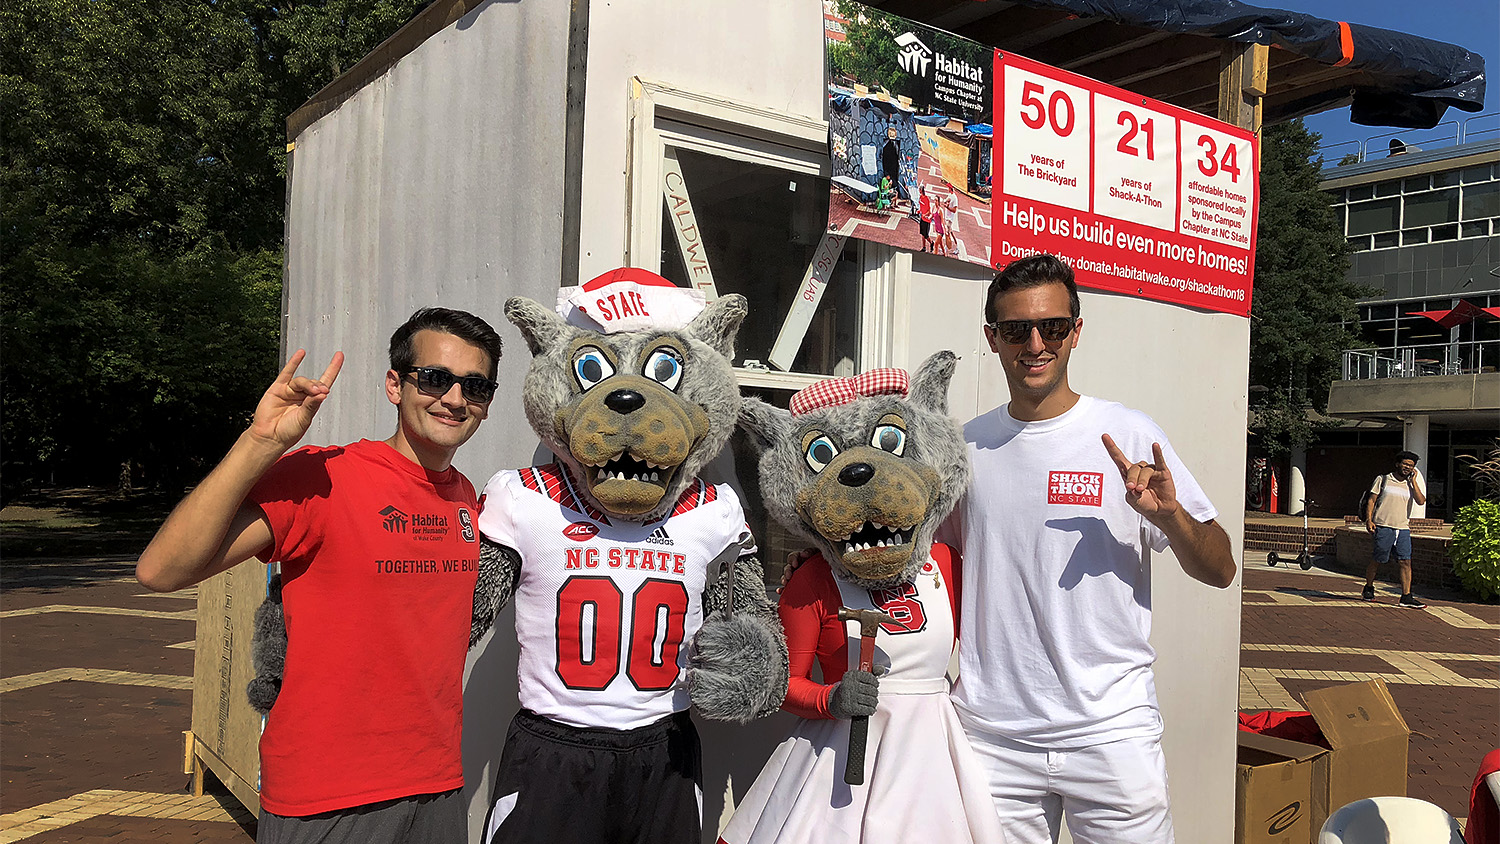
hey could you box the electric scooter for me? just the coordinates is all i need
[1267,498,1316,570]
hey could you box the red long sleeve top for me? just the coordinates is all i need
[777,544,961,719]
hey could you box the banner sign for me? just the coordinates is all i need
[826,2,1259,316]
[824,3,995,266]
[993,51,1258,316]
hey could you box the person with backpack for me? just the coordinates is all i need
[1362,450,1428,608]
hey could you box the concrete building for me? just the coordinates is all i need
[1284,127,1499,520]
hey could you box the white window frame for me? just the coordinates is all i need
[625,78,902,391]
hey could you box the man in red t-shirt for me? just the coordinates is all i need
[137,307,503,843]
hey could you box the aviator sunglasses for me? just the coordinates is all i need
[402,366,498,403]
[986,317,1076,345]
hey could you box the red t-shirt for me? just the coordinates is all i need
[778,544,960,719]
[248,439,480,816]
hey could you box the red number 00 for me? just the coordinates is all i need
[556,576,689,691]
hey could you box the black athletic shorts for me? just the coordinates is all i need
[485,708,702,844]
[258,788,464,844]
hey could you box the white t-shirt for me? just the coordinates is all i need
[939,396,1217,748]
[1368,471,1423,530]
[479,463,755,729]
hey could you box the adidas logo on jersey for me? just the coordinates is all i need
[645,526,674,545]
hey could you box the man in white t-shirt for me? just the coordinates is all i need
[938,254,1236,844]
[1361,451,1427,608]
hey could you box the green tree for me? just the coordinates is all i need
[1249,120,1374,455]
[1,0,428,496]
[828,1,905,96]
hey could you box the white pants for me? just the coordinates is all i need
[965,728,1174,844]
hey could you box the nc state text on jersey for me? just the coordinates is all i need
[564,546,687,574]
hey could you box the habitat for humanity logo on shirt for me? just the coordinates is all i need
[1048,471,1103,506]
[379,504,468,541]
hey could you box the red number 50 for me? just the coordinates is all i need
[556,577,689,691]
[1019,81,1075,137]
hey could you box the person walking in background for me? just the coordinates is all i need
[1362,450,1428,608]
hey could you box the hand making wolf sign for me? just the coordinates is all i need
[1102,433,1178,523]
[249,349,345,451]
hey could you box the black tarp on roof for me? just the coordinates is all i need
[1005,0,1486,127]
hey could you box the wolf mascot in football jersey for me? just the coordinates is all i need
[717,351,1006,844]
[470,268,789,844]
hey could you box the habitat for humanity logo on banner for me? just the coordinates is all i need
[992,51,1259,317]
[824,1,995,268]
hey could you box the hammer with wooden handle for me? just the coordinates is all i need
[837,606,896,786]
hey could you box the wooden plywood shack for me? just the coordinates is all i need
[188,559,269,815]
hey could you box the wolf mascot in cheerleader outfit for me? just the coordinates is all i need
[470,268,790,844]
[720,351,1005,844]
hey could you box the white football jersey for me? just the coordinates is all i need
[479,463,755,729]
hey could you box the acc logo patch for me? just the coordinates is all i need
[563,522,600,542]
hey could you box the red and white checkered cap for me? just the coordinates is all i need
[789,368,910,416]
[557,267,707,334]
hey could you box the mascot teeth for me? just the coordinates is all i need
[594,454,668,487]
[839,520,915,555]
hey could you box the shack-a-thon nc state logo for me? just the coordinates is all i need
[1048,471,1104,506]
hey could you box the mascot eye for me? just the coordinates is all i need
[642,347,684,391]
[871,425,906,456]
[573,347,615,391]
[804,436,840,473]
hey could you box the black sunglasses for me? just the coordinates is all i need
[402,367,498,403]
[986,318,1076,345]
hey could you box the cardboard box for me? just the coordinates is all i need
[1237,679,1411,842]
[1302,678,1411,828]
[1236,731,1326,844]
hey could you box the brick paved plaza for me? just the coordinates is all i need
[2,528,1496,841]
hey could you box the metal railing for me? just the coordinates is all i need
[1316,112,1498,164]
[1342,340,1499,380]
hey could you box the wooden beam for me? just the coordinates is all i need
[1058,29,1174,73]
[874,0,973,24]
[1068,34,1222,89]
[1218,42,1268,134]
[928,0,1014,31]
[999,15,1096,53]
[960,5,1075,50]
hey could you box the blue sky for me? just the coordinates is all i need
[1289,0,1497,159]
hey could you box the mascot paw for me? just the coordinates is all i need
[246,676,281,714]
[827,669,879,719]
[688,616,784,722]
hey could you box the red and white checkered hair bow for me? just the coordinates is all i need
[789,369,910,416]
